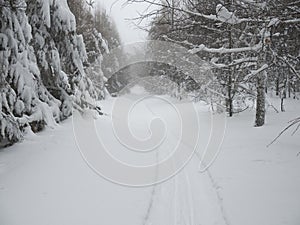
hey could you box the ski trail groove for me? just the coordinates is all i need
[142,150,159,225]
[206,169,231,225]
[195,151,231,225]
[183,168,195,225]
[142,185,156,225]
[143,99,229,225]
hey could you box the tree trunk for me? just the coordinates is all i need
[227,25,233,117]
[276,77,280,96]
[281,97,285,112]
[227,73,233,117]
[255,71,267,127]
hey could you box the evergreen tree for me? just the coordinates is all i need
[0,0,113,146]
[0,0,61,145]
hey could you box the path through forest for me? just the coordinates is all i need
[0,94,299,225]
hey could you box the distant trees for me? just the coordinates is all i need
[128,0,300,126]
[94,5,121,50]
[67,0,121,98]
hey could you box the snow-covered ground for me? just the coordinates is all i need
[0,94,299,225]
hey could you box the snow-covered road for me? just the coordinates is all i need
[0,94,299,225]
[0,95,228,225]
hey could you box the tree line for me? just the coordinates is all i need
[0,0,120,146]
[129,0,300,127]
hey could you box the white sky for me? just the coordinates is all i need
[96,0,153,44]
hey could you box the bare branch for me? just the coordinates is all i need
[268,117,300,147]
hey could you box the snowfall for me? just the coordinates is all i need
[0,86,299,225]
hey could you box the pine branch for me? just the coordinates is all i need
[0,3,26,10]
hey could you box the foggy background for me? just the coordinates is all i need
[96,0,153,43]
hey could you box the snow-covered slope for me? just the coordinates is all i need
[0,95,299,225]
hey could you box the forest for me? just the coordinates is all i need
[0,1,299,224]
[1,0,299,147]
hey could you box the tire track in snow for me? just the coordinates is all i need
[183,168,195,225]
[142,100,175,225]
[142,150,159,225]
[142,184,157,225]
[174,165,195,225]
[173,170,179,225]
[159,102,230,225]
[194,151,231,225]
[142,98,229,225]
[143,100,195,225]
[206,169,230,225]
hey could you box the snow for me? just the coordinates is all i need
[210,98,300,225]
[190,42,262,55]
[268,18,280,28]
[130,85,148,95]
[0,33,9,49]
[14,100,25,116]
[76,35,88,62]
[245,63,269,80]
[216,4,240,25]
[41,0,52,28]
[0,95,299,225]
[51,0,76,32]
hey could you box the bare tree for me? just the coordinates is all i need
[127,0,300,126]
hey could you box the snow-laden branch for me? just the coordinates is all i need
[0,2,27,9]
[128,0,300,27]
[277,55,300,80]
[282,18,300,24]
[189,42,262,55]
[244,63,269,80]
[162,36,260,57]
[184,5,266,24]
[211,57,258,69]
[128,0,266,25]
[186,9,300,26]
[162,36,261,69]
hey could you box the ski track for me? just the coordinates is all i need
[142,100,196,225]
[142,99,223,225]
[183,169,195,225]
[142,183,156,225]
[206,169,231,225]
[142,150,159,225]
